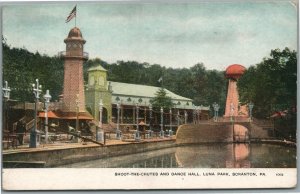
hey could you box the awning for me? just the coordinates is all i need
[60,116,94,120]
[38,111,59,118]
[41,110,94,120]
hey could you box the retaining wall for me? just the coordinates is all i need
[176,122,270,144]
[3,140,176,167]
[176,124,233,144]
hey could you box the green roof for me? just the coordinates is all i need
[88,65,107,72]
[110,81,192,101]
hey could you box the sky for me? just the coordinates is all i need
[2,1,298,70]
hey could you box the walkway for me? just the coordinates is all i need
[3,136,176,155]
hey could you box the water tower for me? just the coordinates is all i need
[224,64,246,117]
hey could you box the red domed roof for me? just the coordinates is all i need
[64,27,86,44]
[225,64,246,79]
[68,27,83,38]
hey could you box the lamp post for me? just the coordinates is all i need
[30,79,42,148]
[149,104,153,137]
[3,81,11,99]
[184,110,188,124]
[199,105,203,122]
[75,94,80,143]
[116,102,121,140]
[229,102,235,142]
[177,110,180,126]
[248,102,254,122]
[196,107,200,124]
[169,109,173,136]
[216,104,219,121]
[160,107,164,138]
[212,102,220,122]
[193,106,196,124]
[43,90,51,144]
[97,99,103,142]
[135,103,140,141]
[3,81,11,133]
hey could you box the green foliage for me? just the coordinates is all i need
[3,42,63,102]
[237,47,297,139]
[150,88,173,110]
[2,40,231,115]
[238,47,297,118]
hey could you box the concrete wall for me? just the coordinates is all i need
[3,140,176,167]
[249,123,270,139]
[176,122,270,144]
[176,124,233,144]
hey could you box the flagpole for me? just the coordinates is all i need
[75,4,77,27]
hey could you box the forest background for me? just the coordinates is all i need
[2,39,297,138]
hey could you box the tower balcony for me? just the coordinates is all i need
[58,51,89,60]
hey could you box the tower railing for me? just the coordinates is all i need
[58,51,89,60]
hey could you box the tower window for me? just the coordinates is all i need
[89,76,95,86]
[98,76,104,86]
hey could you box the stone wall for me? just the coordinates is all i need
[3,140,176,167]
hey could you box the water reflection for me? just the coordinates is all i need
[227,144,251,168]
[175,144,251,168]
[59,144,296,168]
[233,124,249,142]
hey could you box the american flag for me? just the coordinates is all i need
[65,5,77,23]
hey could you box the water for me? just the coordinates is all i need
[59,143,296,168]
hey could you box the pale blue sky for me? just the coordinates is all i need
[2,1,297,70]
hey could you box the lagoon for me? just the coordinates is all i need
[59,143,296,168]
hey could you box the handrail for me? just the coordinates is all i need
[58,51,89,59]
[26,119,35,131]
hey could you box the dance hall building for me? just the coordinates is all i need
[85,65,210,131]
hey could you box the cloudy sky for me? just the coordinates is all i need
[2,1,297,70]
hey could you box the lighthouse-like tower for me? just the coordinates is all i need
[224,64,247,117]
[60,27,91,117]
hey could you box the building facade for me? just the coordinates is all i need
[85,65,210,130]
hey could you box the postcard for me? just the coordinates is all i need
[1,1,297,190]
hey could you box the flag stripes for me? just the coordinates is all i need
[65,5,77,23]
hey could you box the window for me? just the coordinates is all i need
[89,76,94,86]
[98,76,104,86]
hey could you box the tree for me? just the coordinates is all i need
[237,47,297,139]
[2,39,229,114]
[238,47,296,118]
[150,88,173,111]
[2,41,64,102]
